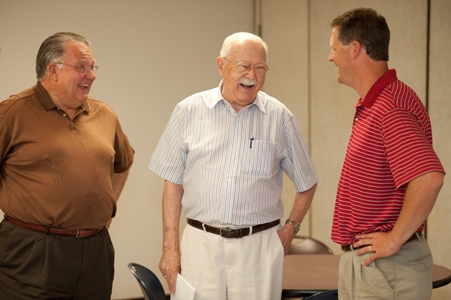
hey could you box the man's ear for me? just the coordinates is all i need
[47,63,59,81]
[216,56,224,75]
[350,41,363,58]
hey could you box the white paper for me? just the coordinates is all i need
[170,273,196,300]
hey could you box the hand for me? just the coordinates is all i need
[158,249,181,294]
[353,232,402,266]
[278,225,296,256]
[105,219,112,230]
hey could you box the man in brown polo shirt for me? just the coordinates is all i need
[0,32,134,299]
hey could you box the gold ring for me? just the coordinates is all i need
[368,246,372,252]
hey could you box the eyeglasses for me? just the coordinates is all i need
[56,62,99,74]
[222,57,269,75]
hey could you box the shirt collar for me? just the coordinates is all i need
[210,81,266,113]
[34,81,91,113]
[358,69,398,108]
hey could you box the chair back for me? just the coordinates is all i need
[305,289,338,299]
[288,235,333,255]
[128,262,167,300]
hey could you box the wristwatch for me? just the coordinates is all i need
[285,218,301,233]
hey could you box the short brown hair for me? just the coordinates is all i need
[331,8,390,61]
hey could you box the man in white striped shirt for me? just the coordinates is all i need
[329,8,444,300]
[149,32,318,300]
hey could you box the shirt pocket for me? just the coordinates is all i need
[241,140,276,178]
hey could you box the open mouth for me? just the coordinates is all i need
[79,83,90,90]
[239,78,257,89]
[240,83,255,89]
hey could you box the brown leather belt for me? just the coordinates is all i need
[187,218,280,239]
[4,215,103,238]
[341,231,423,252]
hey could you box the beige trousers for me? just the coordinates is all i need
[338,237,432,300]
[180,223,284,300]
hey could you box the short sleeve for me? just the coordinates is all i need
[148,105,187,184]
[281,113,318,192]
[381,108,444,188]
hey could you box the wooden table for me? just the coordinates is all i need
[282,255,451,298]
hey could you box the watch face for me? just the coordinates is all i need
[286,219,300,232]
[294,223,300,232]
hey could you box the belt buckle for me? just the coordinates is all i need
[76,230,82,238]
[219,227,233,237]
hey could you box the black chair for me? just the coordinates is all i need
[288,235,334,255]
[128,262,167,300]
[304,289,338,299]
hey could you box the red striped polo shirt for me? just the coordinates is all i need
[332,69,444,246]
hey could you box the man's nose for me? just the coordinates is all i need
[245,66,257,78]
[328,51,334,62]
[86,70,96,80]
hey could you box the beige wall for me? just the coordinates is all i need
[260,0,312,235]
[1,0,450,299]
[427,1,451,299]
[0,1,254,299]
[260,0,451,299]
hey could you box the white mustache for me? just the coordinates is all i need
[239,78,257,86]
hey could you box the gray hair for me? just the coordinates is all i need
[36,32,91,81]
[219,32,268,59]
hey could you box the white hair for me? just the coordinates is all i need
[219,32,268,58]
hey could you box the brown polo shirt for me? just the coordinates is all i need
[0,82,134,230]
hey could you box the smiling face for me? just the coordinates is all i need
[217,39,267,112]
[328,27,353,86]
[53,41,96,110]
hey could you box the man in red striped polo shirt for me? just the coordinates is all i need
[328,8,445,300]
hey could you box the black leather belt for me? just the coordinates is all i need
[187,218,280,239]
[341,231,423,252]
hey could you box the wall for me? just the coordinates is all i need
[1,0,450,299]
[0,1,253,299]
[427,1,451,299]
[260,0,312,235]
[260,0,451,299]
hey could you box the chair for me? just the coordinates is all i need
[304,289,338,299]
[128,262,167,300]
[288,235,333,255]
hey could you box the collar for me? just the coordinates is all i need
[33,81,91,113]
[210,81,266,113]
[358,69,398,108]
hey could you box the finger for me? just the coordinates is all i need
[356,233,373,240]
[168,275,177,294]
[363,255,376,266]
[355,245,372,256]
[159,267,167,277]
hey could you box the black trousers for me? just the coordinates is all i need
[0,218,114,300]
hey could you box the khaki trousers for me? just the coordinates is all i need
[338,237,432,300]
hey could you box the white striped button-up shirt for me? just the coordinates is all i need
[149,83,318,226]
